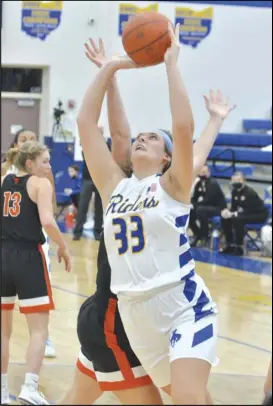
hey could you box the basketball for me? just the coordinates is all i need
[122,11,172,66]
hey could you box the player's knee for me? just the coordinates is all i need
[171,384,206,405]
[29,323,48,342]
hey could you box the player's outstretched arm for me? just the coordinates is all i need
[107,77,132,173]
[84,38,132,174]
[193,90,236,179]
[77,54,136,205]
[162,23,194,204]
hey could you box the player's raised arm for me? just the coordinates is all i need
[77,53,136,205]
[162,24,195,204]
[84,38,132,174]
[193,90,236,180]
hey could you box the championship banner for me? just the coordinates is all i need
[21,1,63,41]
[175,6,213,48]
[118,3,158,36]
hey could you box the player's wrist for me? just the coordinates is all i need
[58,243,68,251]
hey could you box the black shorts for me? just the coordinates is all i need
[1,241,54,313]
[76,291,151,391]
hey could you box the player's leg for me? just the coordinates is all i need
[42,233,56,359]
[169,358,211,404]
[60,295,104,404]
[1,246,16,405]
[58,353,103,405]
[18,313,51,405]
[114,383,163,405]
[16,246,54,404]
[1,310,14,405]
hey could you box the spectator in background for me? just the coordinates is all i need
[220,172,268,256]
[73,127,104,241]
[189,165,227,247]
[64,164,82,209]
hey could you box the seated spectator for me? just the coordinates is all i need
[189,165,227,247]
[64,164,82,209]
[220,172,268,256]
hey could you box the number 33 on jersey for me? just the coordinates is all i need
[113,215,145,255]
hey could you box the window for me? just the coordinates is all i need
[1,68,43,93]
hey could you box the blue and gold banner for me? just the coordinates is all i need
[118,3,158,36]
[175,6,213,48]
[21,1,63,41]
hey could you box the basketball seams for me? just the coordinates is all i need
[122,19,169,42]
[127,31,169,57]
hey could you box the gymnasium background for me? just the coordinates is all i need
[1,0,272,220]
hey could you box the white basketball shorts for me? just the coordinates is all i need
[118,272,218,388]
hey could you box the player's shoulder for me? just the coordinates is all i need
[29,176,52,190]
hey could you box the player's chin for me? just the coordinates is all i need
[39,170,50,178]
[133,148,148,157]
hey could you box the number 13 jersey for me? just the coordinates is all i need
[1,174,45,245]
[104,174,195,295]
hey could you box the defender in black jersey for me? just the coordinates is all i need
[1,174,54,313]
[76,233,152,391]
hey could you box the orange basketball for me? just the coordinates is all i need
[122,11,172,66]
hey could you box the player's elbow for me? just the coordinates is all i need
[77,115,98,140]
[40,213,55,229]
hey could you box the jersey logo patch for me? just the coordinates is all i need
[170,329,182,348]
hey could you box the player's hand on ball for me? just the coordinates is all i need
[164,23,180,65]
[203,90,236,121]
[58,247,72,273]
[84,38,109,68]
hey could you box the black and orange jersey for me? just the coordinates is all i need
[1,174,45,244]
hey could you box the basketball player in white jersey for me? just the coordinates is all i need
[2,129,57,358]
[77,24,236,404]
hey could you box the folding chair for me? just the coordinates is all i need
[244,202,272,252]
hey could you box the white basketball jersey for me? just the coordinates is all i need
[104,174,195,295]
[5,164,51,269]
